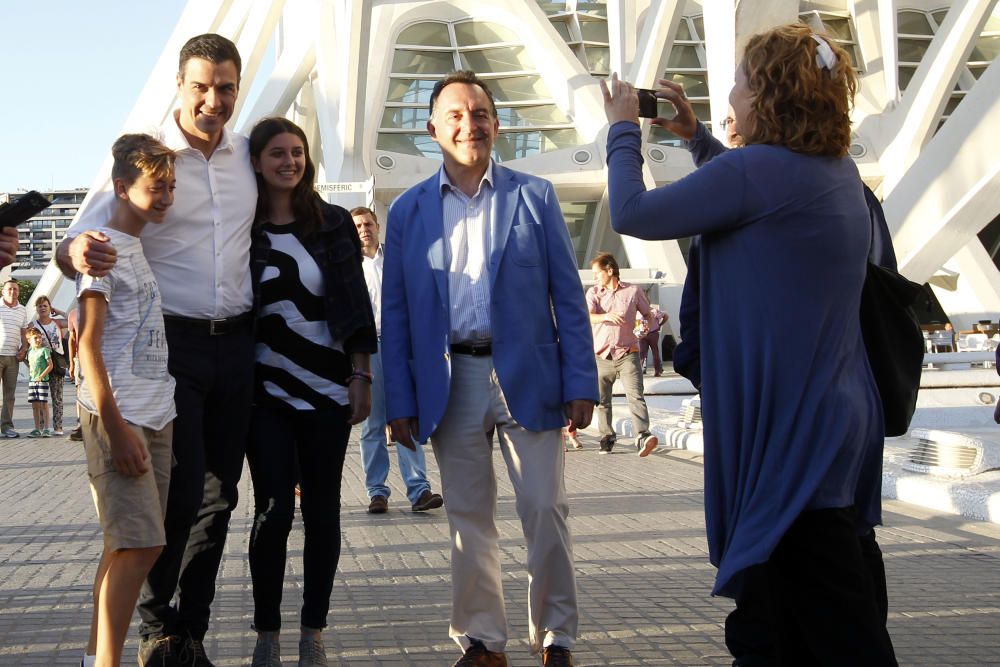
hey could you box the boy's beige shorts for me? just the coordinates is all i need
[81,411,172,552]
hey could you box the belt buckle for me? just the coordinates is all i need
[208,318,226,336]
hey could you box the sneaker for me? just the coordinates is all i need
[598,435,615,454]
[42,429,52,438]
[28,429,41,438]
[52,429,64,436]
[3,428,18,438]
[251,631,282,667]
[411,490,443,512]
[69,426,83,441]
[137,635,180,667]
[637,432,659,458]
[453,638,508,667]
[367,495,388,514]
[298,632,329,667]
[178,634,215,666]
[542,645,574,666]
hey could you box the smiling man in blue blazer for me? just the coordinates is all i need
[381,70,598,667]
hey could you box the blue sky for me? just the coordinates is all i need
[0,2,188,193]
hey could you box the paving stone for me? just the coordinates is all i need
[0,387,998,665]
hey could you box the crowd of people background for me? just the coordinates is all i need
[3,19,971,667]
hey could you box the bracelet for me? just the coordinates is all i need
[348,370,373,384]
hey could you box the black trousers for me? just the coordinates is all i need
[137,322,254,641]
[246,403,351,631]
[726,508,897,666]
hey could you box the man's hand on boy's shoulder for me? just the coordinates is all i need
[109,427,149,477]
[59,231,118,278]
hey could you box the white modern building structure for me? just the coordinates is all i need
[35,0,1000,332]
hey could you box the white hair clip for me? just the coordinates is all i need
[812,35,837,71]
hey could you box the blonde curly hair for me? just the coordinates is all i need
[740,23,857,157]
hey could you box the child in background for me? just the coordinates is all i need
[26,327,53,437]
[76,134,177,667]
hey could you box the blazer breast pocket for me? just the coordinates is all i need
[508,223,542,267]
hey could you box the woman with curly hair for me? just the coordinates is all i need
[602,24,897,665]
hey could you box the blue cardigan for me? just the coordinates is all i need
[606,121,884,597]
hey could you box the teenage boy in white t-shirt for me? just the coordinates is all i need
[76,134,178,667]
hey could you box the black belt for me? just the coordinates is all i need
[163,312,253,336]
[450,342,492,356]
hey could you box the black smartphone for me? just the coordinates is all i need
[0,190,51,228]
[637,88,659,118]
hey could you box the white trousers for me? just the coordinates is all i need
[430,354,578,654]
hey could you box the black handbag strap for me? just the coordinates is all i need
[36,321,62,355]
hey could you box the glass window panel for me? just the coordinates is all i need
[559,201,598,268]
[579,19,608,42]
[586,47,610,74]
[667,44,702,68]
[970,35,1000,62]
[675,19,692,41]
[392,50,456,75]
[648,124,684,148]
[577,2,607,16]
[968,64,987,80]
[386,78,438,104]
[897,65,916,90]
[490,76,551,102]
[460,46,534,72]
[454,21,518,46]
[898,10,933,35]
[943,94,964,116]
[377,132,442,158]
[691,102,711,122]
[397,22,451,47]
[838,44,862,71]
[930,9,949,28]
[380,107,431,129]
[573,46,589,69]
[496,104,570,127]
[493,131,543,161]
[540,128,582,150]
[821,17,854,41]
[536,0,568,14]
[897,38,929,63]
[692,16,704,40]
[492,128,581,161]
[664,72,708,98]
[549,19,572,41]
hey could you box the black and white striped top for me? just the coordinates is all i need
[254,221,350,411]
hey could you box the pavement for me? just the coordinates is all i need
[1,386,999,665]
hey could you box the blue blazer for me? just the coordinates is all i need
[381,164,598,442]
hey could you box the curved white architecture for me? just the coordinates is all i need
[37,0,1000,330]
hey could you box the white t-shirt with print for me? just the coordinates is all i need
[76,228,176,430]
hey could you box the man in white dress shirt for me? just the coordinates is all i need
[351,206,443,515]
[57,33,255,667]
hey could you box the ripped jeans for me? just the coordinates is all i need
[246,402,351,631]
